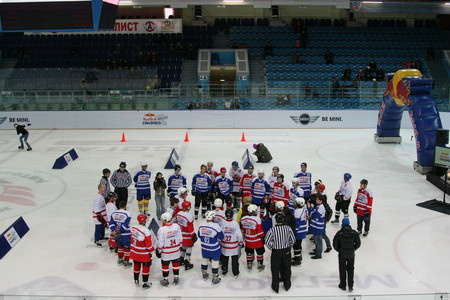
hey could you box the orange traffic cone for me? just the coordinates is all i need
[120,132,127,142]
[241,132,246,142]
[184,132,190,142]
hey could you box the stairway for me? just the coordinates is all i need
[248,59,266,97]
[213,32,231,49]
[427,59,449,84]
[180,59,198,98]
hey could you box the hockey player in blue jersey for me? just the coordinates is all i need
[251,169,271,218]
[292,197,308,266]
[109,201,132,267]
[294,162,312,199]
[192,164,212,219]
[198,210,224,284]
[133,162,151,216]
[167,164,187,199]
[215,167,234,210]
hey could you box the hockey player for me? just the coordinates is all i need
[192,164,212,219]
[206,161,220,210]
[111,162,132,208]
[294,162,312,199]
[14,123,32,151]
[174,187,188,210]
[240,204,265,271]
[198,210,224,284]
[100,168,111,199]
[93,184,108,247]
[289,178,304,213]
[220,209,243,278]
[130,214,155,289]
[213,199,226,226]
[133,162,151,216]
[272,174,290,208]
[176,201,196,270]
[251,169,271,218]
[240,165,256,200]
[292,198,308,266]
[166,197,180,224]
[167,164,187,199]
[353,179,373,236]
[110,201,132,267]
[105,192,118,251]
[308,195,326,259]
[156,212,183,286]
[331,173,353,224]
[215,167,234,209]
[267,166,280,202]
[229,161,244,211]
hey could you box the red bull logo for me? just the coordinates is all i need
[385,78,411,106]
[142,113,168,126]
[144,113,155,117]
[440,152,450,162]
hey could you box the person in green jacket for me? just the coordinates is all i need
[253,143,273,163]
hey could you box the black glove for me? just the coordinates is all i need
[364,210,370,217]
[261,237,265,244]
[27,123,31,126]
[166,188,171,197]
[353,206,357,213]
[192,233,198,243]
[155,250,161,258]
[191,190,196,196]
[335,192,343,203]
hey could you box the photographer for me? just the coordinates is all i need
[153,172,167,221]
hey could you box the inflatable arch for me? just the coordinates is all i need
[376,69,443,167]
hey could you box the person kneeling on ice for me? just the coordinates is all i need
[198,210,224,284]
[130,214,155,289]
[252,143,272,163]
[156,212,183,286]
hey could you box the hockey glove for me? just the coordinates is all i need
[192,233,198,243]
[261,237,265,244]
[155,250,161,258]
[191,190,196,196]
[364,210,371,217]
[166,188,171,197]
[353,206,357,213]
[334,192,343,203]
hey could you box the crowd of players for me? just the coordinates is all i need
[92,160,373,292]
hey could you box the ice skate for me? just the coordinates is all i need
[184,261,194,270]
[173,276,180,285]
[27,148,32,151]
[18,146,23,150]
[363,231,369,236]
[247,261,253,271]
[142,282,151,289]
[123,261,132,268]
[331,218,340,224]
[134,280,139,286]
[233,274,240,279]
[94,242,102,248]
[222,269,228,276]
[160,278,170,287]
[117,258,124,265]
[257,263,265,272]
[202,270,209,280]
[212,274,221,284]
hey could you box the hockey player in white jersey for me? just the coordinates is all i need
[220,209,243,278]
[156,212,183,286]
[331,173,353,224]
[267,166,280,201]
[229,161,244,211]
[213,198,226,226]
[93,184,108,247]
[174,187,188,210]
[294,162,312,199]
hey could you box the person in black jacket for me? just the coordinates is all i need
[14,123,32,151]
[332,218,361,292]
[252,143,273,163]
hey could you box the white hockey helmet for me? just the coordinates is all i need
[161,212,172,223]
[205,210,215,221]
[257,169,265,174]
[247,204,258,213]
[292,178,299,184]
[141,162,148,166]
[295,197,305,207]
[178,187,188,195]
[275,201,285,211]
[214,198,223,208]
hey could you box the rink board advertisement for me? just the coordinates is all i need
[0,110,449,129]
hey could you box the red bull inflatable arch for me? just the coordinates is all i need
[375,69,443,168]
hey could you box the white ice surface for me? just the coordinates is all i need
[0,128,449,299]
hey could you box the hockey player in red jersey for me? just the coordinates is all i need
[156,212,183,286]
[176,201,197,270]
[272,174,290,208]
[353,179,373,236]
[130,214,155,289]
[240,204,265,271]
[240,165,256,200]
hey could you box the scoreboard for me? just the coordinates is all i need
[0,0,119,32]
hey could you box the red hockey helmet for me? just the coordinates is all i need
[318,184,326,192]
[182,201,192,210]
[137,214,147,224]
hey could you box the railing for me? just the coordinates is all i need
[0,83,449,111]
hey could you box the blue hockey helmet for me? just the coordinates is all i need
[232,161,239,167]
[344,173,352,181]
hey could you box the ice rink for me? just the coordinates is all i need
[0,128,449,299]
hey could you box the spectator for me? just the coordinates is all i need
[80,78,88,90]
[324,50,334,65]
[194,101,201,109]
[201,100,208,109]
[376,67,385,81]
[427,46,435,61]
[342,66,352,81]
[276,95,285,106]
[356,68,364,81]
[264,42,273,58]
[295,39,301,50]
[153,172,167,221]
[402,59,415,69]
[331,77,340,98]
[233,98,241,109]
[364,66,372,81]
[368,60,377,73]
[224,99,231,109]
[188,43,196,59]
[186,102,193,110]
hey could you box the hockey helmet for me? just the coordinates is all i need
[205,210,215,221]
[214,198,223,208]
[182,201,192,210]
[295,197,305,207]
[232,161,239,167]
[275,201,285,211]
[360,179,368,185]
[178,187,188,195]
[344,173,352,181]
[161,212,172,223]
[247,204,258,213]
[225,209,234,219]
[137,214,147,224]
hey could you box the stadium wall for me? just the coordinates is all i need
[1,110,449,129]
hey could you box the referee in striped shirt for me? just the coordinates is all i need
[111,162,132,208]
[265,213,296,293]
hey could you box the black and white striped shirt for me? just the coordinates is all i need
[99,177,111,198]
[111,170,132,188]
[265,224,296,250]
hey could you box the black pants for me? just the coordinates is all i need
[270,248,292,293]
[293,239,303,259]
[335,200,350,218]
[357,214,371,232]
[221,254,239,276]
[338,256,355,288]
[218,193,232,206]
[231,192,241,209]
[194,192,208,216]
[115,187,128,208]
